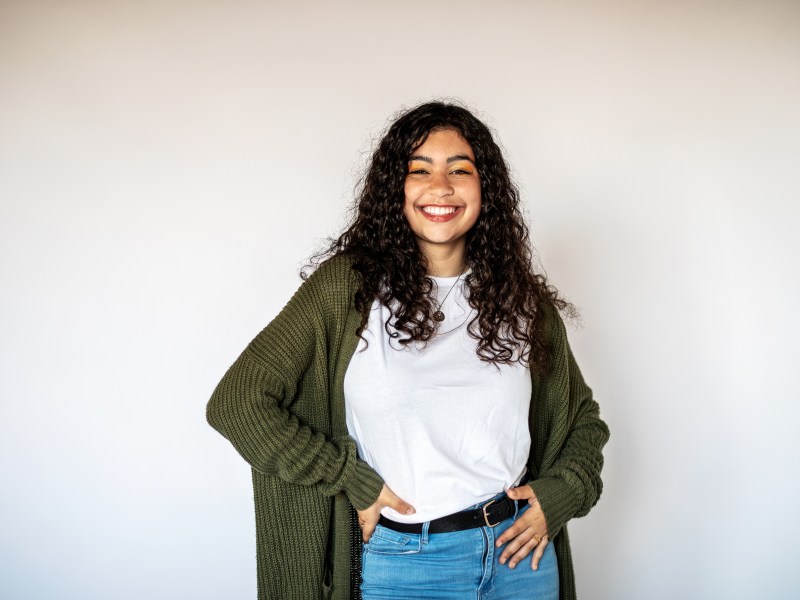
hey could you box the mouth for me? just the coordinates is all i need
[419,205,462,222]
[421,205,459,216]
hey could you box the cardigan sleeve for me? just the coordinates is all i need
[206,261,384,511]
[527,309,610,538]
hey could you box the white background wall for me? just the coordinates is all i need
[2,1,798,598]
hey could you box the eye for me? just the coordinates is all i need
[450,168,473,175]
[407,168,429,175]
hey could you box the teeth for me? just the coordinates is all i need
[422,206,457,215]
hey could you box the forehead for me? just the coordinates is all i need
[410,128,474,158]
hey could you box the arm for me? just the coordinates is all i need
[498,308,609,568]
[527,325,609,538]
[206,262,385,510]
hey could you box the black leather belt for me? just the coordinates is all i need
[377,495,518,534]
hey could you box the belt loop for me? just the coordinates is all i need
[421,520,430,544]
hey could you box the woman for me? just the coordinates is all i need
[207,101,609,600]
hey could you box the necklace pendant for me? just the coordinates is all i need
[433,310,445,322]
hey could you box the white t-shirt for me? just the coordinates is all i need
[343,273,532,523]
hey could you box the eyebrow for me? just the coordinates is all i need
[408,154,475,164]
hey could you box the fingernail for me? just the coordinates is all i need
[406,508,414,515]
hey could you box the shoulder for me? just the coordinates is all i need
[300,254,360,299]
[243,256,359,366]
[538,298,566,343]
[530,298,571,377]
[285,254,361,327]
[307,253,357,282]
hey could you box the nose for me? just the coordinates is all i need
[429,170,454,197]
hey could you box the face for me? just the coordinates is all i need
[403,128,481,263]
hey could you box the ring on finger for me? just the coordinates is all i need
[532,534,541,544]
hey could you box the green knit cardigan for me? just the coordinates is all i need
[207,255,609,599]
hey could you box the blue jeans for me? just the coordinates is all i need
[361,497,559,599]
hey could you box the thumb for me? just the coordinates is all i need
[383,487,416,516]
[506,485,535,501]
[361,517,377,543]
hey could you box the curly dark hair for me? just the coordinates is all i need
[308,100,574,373]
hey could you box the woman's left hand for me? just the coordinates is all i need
[495,485,550,570]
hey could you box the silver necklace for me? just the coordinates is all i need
[432,267,466,322]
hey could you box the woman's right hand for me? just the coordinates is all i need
[357,484,415,543]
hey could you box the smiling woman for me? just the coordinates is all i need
[207,101,609,600]
[403,128,482,277]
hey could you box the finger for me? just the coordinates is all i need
[505,485,534,501]
[383,488,416,516]
[498,528,533,564]
[361,516,377,543]
[530,536,549,571]
[495,520,526,548]
[508,536,539,569]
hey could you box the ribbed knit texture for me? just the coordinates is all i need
[207,255,609,600]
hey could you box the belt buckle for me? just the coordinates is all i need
[482,498,500,528]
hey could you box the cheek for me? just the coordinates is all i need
[470,186,482,214]
[403,183,416,215]
[469,206,482,229]
[402,205,412,226]
[468,191,482,228]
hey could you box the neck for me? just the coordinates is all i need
[419,243,466,277]
[425,254,466,277]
